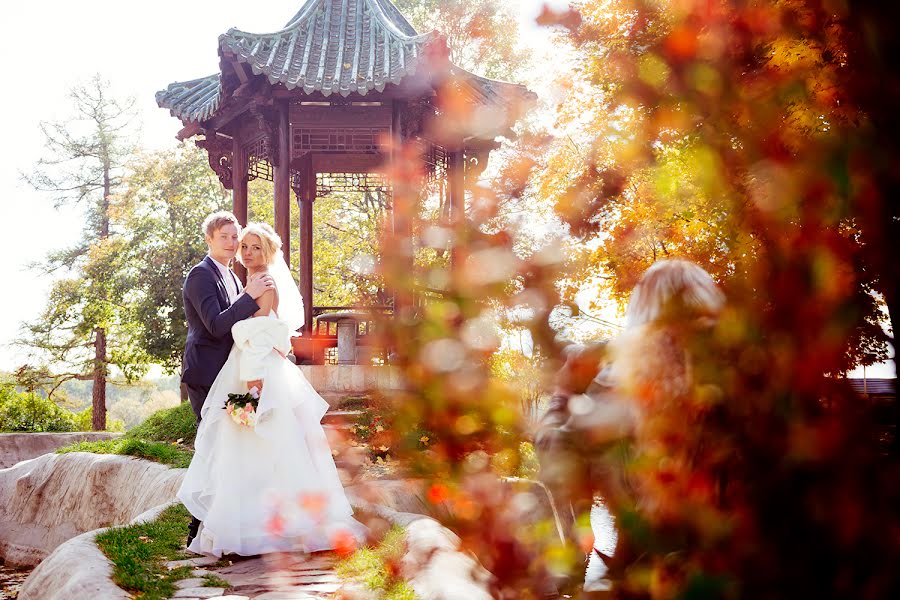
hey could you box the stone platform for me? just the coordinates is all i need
[298,365,401,404]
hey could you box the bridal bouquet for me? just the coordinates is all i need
[224,386,260,428]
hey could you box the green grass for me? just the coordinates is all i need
[57,437,193,468]
[94,503,200,600]
[336,526,417,600]
[202,573,231,588]
[126,401,198,445]
[56,401,197,468]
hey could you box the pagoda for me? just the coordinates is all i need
[157,0,535,337]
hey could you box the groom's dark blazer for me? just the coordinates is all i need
[181,256,259,418]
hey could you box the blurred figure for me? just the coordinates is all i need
[535,259,725,596]
[535,341,611,542]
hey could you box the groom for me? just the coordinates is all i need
[182,211,272,547]
[182,211,273,421]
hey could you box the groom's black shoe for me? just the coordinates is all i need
[187,516,201,548]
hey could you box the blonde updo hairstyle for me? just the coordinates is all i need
[624,259,725,329]
[613,259,726,403]
[238,222,282,266]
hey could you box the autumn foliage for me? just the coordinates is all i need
[367,0,900,598]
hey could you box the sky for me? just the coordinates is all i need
[0,0,893,379]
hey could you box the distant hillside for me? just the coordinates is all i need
[54,376,181,410]
[1,373,183,430]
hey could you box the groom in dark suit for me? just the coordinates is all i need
[182,211,273,422]
[182,211,273,547]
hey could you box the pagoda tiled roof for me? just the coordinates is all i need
[220,0,436,96]
[157,0,534,126]
[157,74,221,123]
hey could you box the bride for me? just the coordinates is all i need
[178,222,366,557]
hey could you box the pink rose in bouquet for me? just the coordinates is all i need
[224,386,260,428]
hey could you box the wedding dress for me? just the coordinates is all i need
[178,309,366,556]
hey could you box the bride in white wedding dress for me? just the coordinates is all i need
[178,222,366,557]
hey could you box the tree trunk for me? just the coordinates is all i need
[92,327,107,431]
[92,161,111,431]
[101,161,111,238]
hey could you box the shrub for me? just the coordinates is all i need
[0,384,75,432]
[72,406,126,432]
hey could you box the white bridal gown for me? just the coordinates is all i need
[178,313,366,557]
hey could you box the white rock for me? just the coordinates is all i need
[396,517,492,600]
[0,452,185,566]
[17,528,128,600]
[401,517,461,573]
[411,549,493,600]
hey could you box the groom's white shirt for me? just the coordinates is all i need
[208,255,240,305]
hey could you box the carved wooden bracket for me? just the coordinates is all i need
[464,140,500,184]
[196,133,233,189]
[402,98,433,140]
[250,104,280,167]
[290,170,304,197]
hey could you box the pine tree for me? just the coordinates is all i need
[21,74,138,430]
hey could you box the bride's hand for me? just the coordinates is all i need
[247,379,263,394]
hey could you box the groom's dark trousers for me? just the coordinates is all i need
[182,256,259,545]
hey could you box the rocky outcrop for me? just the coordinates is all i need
[16,528,129,600]
[0,432,122,469]
[18,500,176,600]
[0,452,184,567]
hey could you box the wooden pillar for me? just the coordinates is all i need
[390,99,413,313]
[448,147,465,272]
[274,100,291,266]
[298,154,315,334]
[390,100,405,237]
[232,133,249,283]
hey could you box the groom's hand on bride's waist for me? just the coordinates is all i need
[245,274,275,299]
